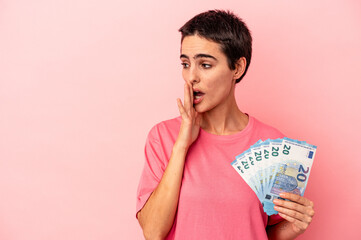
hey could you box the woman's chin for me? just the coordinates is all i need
[193,104,207,113]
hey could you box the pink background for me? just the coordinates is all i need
[1,0,360,239]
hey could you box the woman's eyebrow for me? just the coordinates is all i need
[180,53,218,61]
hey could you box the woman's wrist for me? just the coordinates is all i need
[173,140,189,153]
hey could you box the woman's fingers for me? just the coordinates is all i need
[273,198,308,215]
[177,98,184,114]
[274,205,312,223]
[182,82,196,118]
[275,193,315,216]
[277,212,309,233]
[189,83,194,108]
[273,193,315,233]
[183,83,191,113]
[280,192,313,207]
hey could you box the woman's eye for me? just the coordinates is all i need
[181,63,189,68]
[202,63,212,69]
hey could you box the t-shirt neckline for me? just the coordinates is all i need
[199,115,254,142]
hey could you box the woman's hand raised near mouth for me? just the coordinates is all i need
[176,83,203,150]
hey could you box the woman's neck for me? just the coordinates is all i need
[200,96,249,135]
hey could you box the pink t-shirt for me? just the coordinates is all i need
[136,115,284,239]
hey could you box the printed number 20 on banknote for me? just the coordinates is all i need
[262,138,317,215]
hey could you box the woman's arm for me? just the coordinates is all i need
[266,193,315,240]
[137,83,202,240]
[137,142,188,240]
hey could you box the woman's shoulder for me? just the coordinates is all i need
[147,115,182,141]
[250,115,285,138]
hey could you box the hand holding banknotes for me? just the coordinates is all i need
[231,137,317,238]
[176,82,203,150]
[273,192,315,234]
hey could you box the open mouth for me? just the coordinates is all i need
[193,90,205,99]
[193,90,205,104]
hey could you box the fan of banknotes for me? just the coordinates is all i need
[231,137,317,216]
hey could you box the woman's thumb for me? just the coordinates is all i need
[195,112,203,125]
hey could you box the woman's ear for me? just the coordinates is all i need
[233,57,247,80]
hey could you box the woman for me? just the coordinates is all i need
[136,10,315,240]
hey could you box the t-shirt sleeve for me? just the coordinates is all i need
[136,127,167,218]
[267,214,284,226]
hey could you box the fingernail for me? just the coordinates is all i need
[280,193,286,197]
[273,199,280,204]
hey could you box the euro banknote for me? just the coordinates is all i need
[231,137,317,216]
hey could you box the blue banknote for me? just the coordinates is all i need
[231,137,317,216]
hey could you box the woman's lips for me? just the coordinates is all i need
[193,88,204,104]
[193,93,204,104]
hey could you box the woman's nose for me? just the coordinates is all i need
[188,67,200,84]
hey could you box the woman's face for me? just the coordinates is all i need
[180,35,239,113]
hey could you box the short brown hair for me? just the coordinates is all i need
[179,9,252,83]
